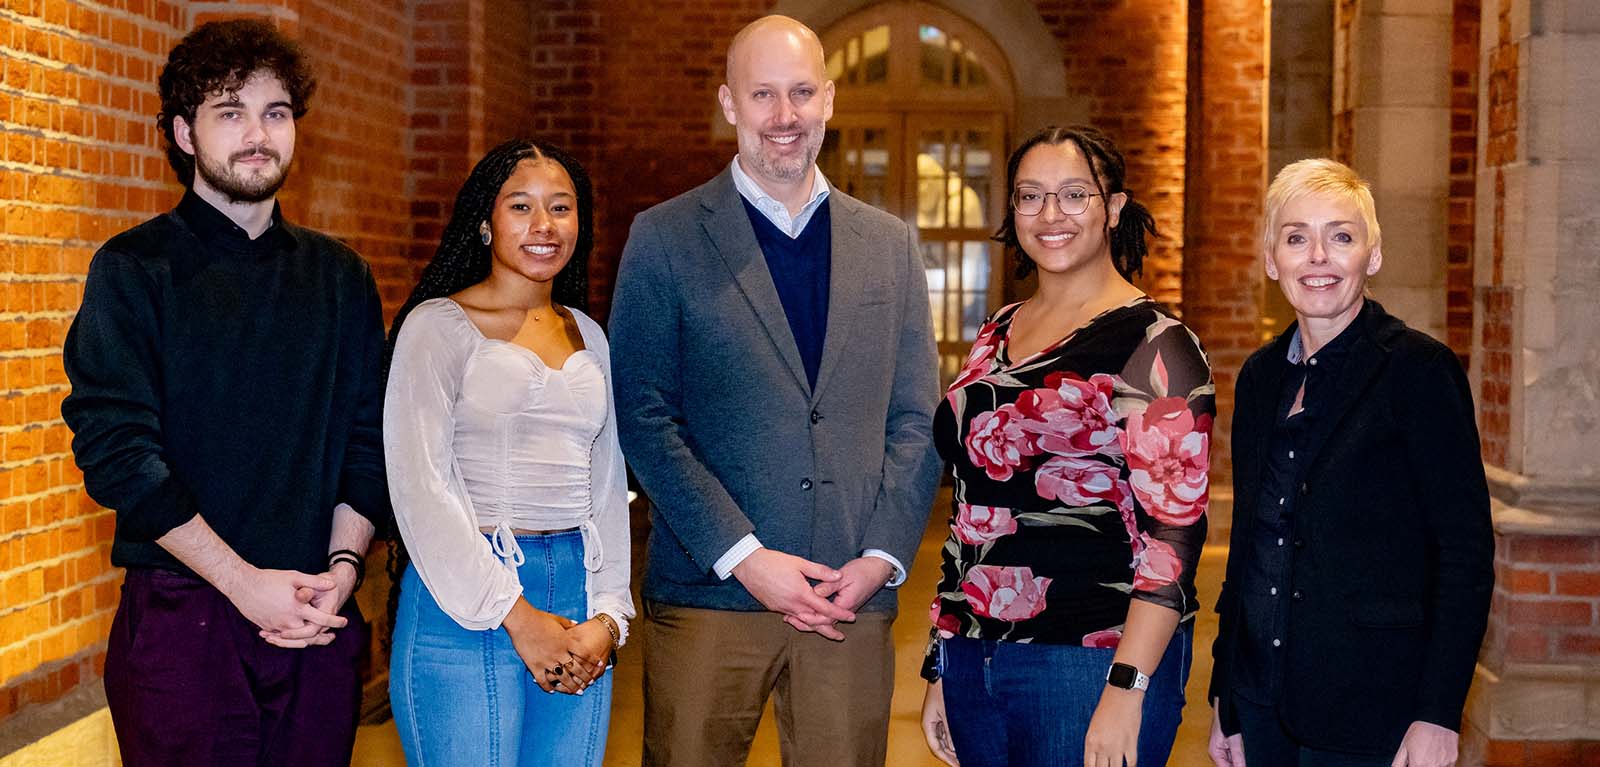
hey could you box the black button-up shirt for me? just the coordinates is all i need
[1231,313,1361,705]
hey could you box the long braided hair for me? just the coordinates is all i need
[382,138,594,647]
[992,125,1159,282]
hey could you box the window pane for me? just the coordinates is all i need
[914,24,993,90]
[919,25,948,85]
[963,50,990,88]
[917,132,950,229]
[960,131,990,228]
[858,128,888,209]
[961,242,992,339]
[944,243,961,341]
[862,25,889,83]
[817,129,842,182]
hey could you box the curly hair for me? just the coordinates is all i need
[157,19,317,187]
[382,138,593,647]
[992,125,1158,282]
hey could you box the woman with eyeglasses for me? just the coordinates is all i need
[920,125,1212,767]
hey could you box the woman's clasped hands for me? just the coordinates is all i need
[502,600,611,694]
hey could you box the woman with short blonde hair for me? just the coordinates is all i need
[1208,158,1493,767]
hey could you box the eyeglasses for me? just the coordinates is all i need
[1011,185,1103,216]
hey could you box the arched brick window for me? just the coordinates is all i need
[818,2,1014,384]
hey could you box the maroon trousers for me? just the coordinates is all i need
[104,569,366,767]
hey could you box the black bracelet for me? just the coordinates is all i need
[328,549,365,590]
[329,556,364,590]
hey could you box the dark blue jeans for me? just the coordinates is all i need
[941,625,1191,767]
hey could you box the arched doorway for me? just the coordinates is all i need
[816,2,1015,383]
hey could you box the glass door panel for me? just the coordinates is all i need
[821,111,1004,388]
[818,113,902,213]
[910,115,1004,384]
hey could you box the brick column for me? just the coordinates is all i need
[1446,0,1481,367]
[1461,0,1600,764]
[1182,0,1268,487]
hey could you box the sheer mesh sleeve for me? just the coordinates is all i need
[1115,310,1214,617]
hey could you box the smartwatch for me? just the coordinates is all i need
[1105,662,1150,691]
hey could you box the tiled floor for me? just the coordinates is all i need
[355,489,1227,766]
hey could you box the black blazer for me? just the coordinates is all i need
[1210,300,1494,753]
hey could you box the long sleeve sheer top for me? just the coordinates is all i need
[385,298,634,640]
[924,297,1213,679]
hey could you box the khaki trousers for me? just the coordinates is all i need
[641,601,895,767]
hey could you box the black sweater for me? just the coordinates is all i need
[61,192,390,575]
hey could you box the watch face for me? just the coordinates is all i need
[1107,663,1138,689]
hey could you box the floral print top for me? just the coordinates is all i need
[923,297,1214,680]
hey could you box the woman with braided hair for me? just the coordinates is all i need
[920,125,1213,767]
[384,138,632,766]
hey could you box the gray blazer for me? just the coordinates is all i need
[610,168,942,612]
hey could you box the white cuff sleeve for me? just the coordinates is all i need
[713,534,763,580]
[862,549,907,587]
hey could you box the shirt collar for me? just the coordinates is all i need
[729,156,831,238]
[1286,299,1367,366]
[175,190,294,253]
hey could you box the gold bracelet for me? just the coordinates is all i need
[595,613,621,648]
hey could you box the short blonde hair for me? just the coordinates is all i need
[1261,158,1381,255]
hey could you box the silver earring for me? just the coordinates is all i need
[480,223,492,246]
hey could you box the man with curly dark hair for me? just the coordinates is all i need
[60,19,388,766]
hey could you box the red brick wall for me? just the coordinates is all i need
[482,0,534,152]
[1446,0,1480,368]
[1035,1,1188,311]
[1180,0,1268,479]
[1479,739,1600,767]
[1479,0,1517,471]
[407,0,477,281]
[525,3,607,310]
[0,0,185,721]
[290,1,414,312]
[1489,534,1600,665]
[1474,531,1600,765]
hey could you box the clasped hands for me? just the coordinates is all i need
[503,601,612,695]
[223,563,357,649]
[733,548,894,641]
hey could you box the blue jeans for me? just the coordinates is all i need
[941,624,1191,767]
[390,531,611,767]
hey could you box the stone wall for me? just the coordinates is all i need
[1461,0,1600,763]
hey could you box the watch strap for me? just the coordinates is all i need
[1106,662,1150,691]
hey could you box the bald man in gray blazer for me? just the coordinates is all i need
[608,16,941,767]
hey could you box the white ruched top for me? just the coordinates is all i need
[384,298,634,641]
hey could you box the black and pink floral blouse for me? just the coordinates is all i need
[923,297,1214,680]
